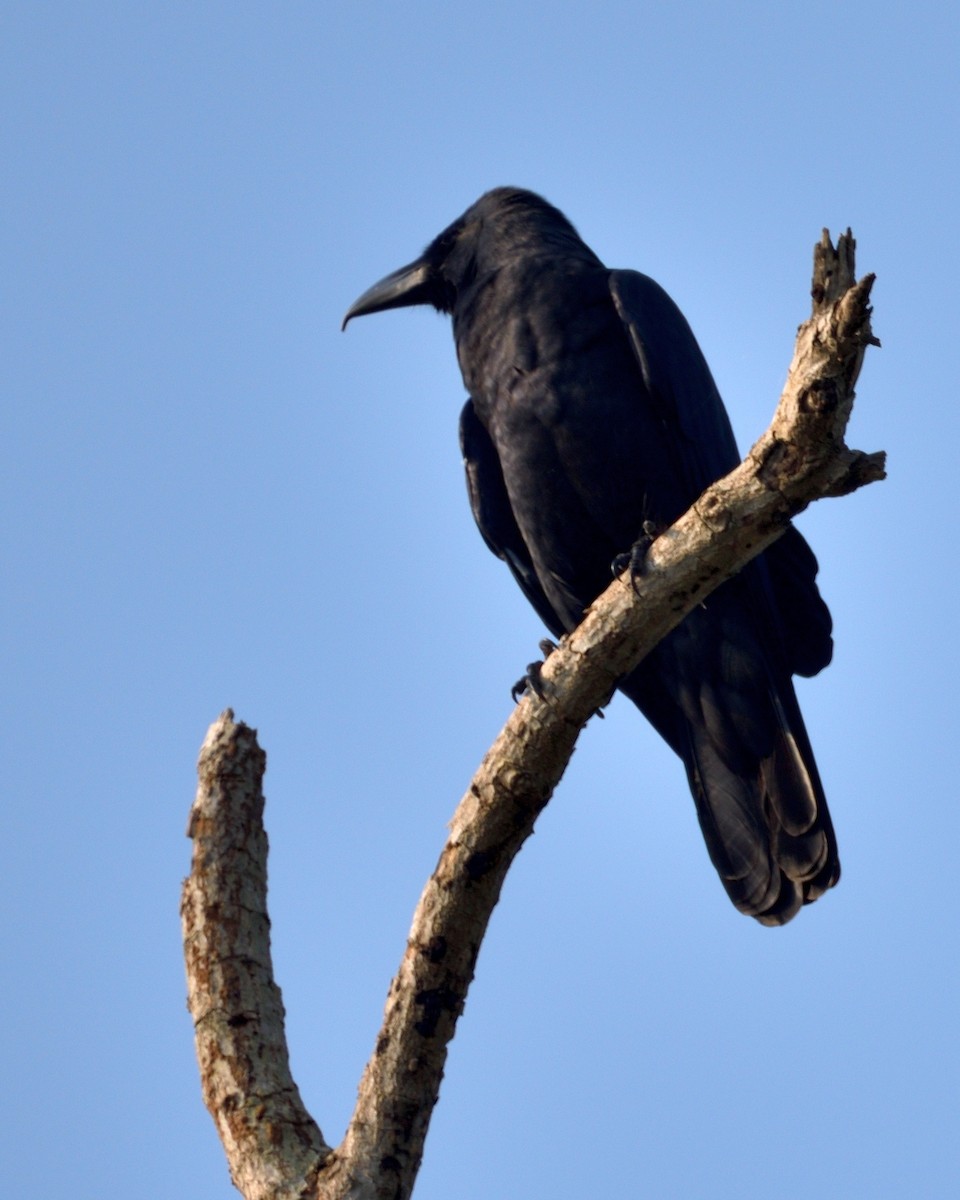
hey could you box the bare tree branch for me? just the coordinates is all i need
[183,231,883,1200]
[181,715,332,1200]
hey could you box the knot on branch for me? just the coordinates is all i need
[802,378,841,417]
[695,488,732,532]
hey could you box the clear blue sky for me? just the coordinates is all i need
[3,3,957,1197]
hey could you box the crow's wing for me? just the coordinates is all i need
[609,270,838,922]
[610,269,833,678]
[609,270,739,495]
[459,398,564,638]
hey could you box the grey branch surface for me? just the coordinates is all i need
[182,231,883,1200]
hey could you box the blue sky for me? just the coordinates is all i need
[3,3,957,1197]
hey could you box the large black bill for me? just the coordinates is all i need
[341,258,433,330]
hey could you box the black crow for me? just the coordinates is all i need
[344,187,838,924]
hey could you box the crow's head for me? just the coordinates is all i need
[342,187,594,328]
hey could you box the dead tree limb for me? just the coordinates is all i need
[182,231,883,1200]
[181,716,331,1200]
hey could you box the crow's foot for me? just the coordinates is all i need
[511,639,558,702]
[611,521,659,594]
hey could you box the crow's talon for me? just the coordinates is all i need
[511,640,559,702]
[512,662,544,702]
[610,551,631,578]
[590,682,618,720]
[613,521,660,594]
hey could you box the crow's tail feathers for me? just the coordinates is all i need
[619,593,840,926]
[681,679,839,926]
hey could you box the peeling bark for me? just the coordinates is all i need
[182,231,883,1200]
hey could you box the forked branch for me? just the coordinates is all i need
[182,231,883,1200]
